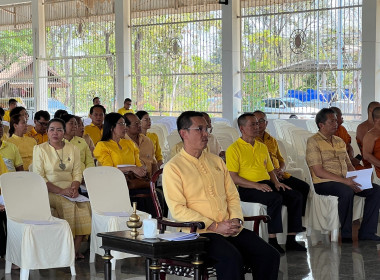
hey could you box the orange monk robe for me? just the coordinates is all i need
[335,125,365,170]
[372,138,380,177]
[356,137,372,169]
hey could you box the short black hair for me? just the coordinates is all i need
[124,98,132,103]
[54,109,68,119]
[253,110,266,119]
[372,107,380,120]
[101,113,124,141]
[315,108,335,129]
[9,114,23,137]
[47,118,66,132]
[93,97,100,103]
[0,107,5,117]
[177,111,203,132]
[89,104,106,115]
[135,110,148,120]
[237,113,255,128]
[10,106,26,117]
[34,110,50,121]
[123,113,136,126]
[368,101,380,113]
[8,99,17,106]
[60,114,76,124]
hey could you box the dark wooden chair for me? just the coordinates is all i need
[150,168,271,279]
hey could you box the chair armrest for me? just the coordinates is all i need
[243,215,271,234]
[157,217,205,233]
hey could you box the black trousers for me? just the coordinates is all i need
[314,182,380,238]
[238,180,303,234]
[281,176,310,216]
[201,229,280,280]
[0,211,6,257]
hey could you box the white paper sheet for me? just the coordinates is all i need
[117,164,136,168]
[60,194,90,202]
[346,168,373,190]
[157,232,199,241]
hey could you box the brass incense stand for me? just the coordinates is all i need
[127,202,142,238]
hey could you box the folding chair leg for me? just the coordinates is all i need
[20,268,29,280]
[111,258,116,270]
[70,265,76,276]
[5,260,11,273]
[89,251,95,263]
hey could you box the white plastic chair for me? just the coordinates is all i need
[212,126,240,141]
[213,132,234,151]
[306,119,318,133]
[0,172,75,280]
[83,166,149,270]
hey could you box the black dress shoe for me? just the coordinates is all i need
[285,240,307,251]
[269,240,285,254]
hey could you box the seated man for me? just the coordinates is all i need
[253,110,310,216]
[306,108,380,242]
[26,110,50,144]
[226,113,306,254]
[363,107,380,178]
[330,107,363,169]
[163,111,279,280]
[124,113,157,176]
[84,104,106,146]
[356,101,380,168]
[118,98,134,115]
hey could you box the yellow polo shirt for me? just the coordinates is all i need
[163,149,243,233]
[117,108,135,116]
[93,139,142,167]
[3,111,10,122]
[125,134,156,175]
[64,136,94,173]
[25,128,48,145]
[0,141,23,172]
[7,134,37,170]
[226,138,274,182]
[84,123,103,146]
[147,132,163,162]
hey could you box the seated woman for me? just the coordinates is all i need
[7,114,37,170]
[0,116,23,172]
[136,110,164,167]
[33,118,91,259]
[74,116,95,154]
[61,114,94,173]
[93,112,146,177]
[9,106,33,134]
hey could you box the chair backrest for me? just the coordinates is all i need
[152,123,169,140]
[148,126,168,151]
[213,126,240,141]
[0,172,52,220]
[167,132,182,151]
[273,119,291,139]
[83,166,133,213]
[306,119,318,133]
[213,132,234,151]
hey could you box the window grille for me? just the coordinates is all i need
[0,3,33,115]
[131,0,222,116]
[240,0,362,119]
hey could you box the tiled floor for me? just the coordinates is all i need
[1,229,380,280]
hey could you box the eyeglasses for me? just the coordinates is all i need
[258,119,267,124]
[116,122,127,126]
[128,121,141,127]
[37,121,49,127]
[186,126,212,134]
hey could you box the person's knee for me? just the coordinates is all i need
[268,192,283,207]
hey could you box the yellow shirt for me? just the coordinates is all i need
[306,132,352,184]
[93,139,142,167]
[163,149,243,234]
[226,138,274,182]
[0,141,23,172]
[64,136,94,173]
[125,134,156,175]
[82,134,95,153]
[84,123,103,146]
[256,131,291,179]
[7,134,37,170]
[117,107,135,116]
[33,142,82,188]
[147,132,163,162]
[25,128,48,145]
[3,110,10,122]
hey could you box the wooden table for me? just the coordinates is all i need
[97,230,208,280]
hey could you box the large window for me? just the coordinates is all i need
[0,3,33,113]
[241,0,362,119]
[131,0,222,116]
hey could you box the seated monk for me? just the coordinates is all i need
[330,107,364,169]
[363,107,380,177]
[356,101,380,169]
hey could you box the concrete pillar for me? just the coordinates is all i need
[361,0,380,118]
[114,0,131,111]
[222,1,241,125]
[32,0,48,112]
